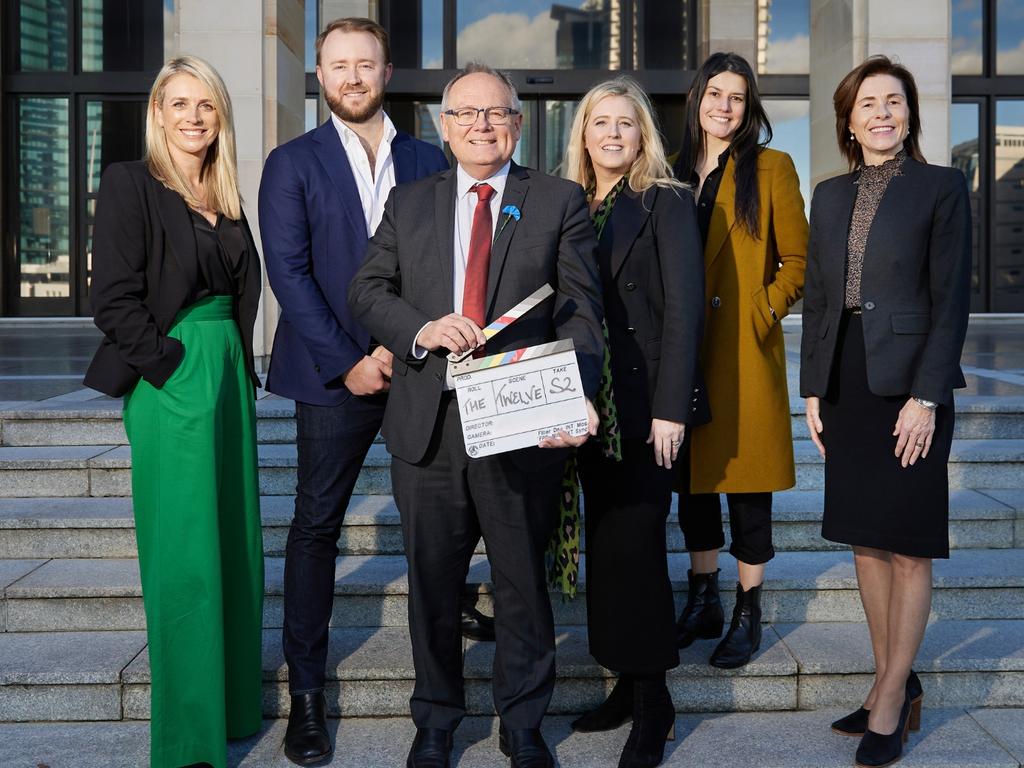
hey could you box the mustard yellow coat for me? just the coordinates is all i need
[688,148,808,493]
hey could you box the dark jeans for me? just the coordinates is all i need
[283,393,385,694]
[676,445,775,565]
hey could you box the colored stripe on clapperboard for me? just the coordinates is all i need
[447,283,555,363]
[472,339,568,370]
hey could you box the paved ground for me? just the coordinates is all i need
[1,316,1023,406]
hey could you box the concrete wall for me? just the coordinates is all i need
[700,0,757,65]
[810,0,952,189]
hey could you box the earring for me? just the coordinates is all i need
[849,132,855,141]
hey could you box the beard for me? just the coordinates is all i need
[325,85,385,124]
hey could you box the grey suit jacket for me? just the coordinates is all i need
[349,162,604,465]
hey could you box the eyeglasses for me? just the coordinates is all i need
[442,106,520,126]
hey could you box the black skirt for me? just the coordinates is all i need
[819,312,953,558]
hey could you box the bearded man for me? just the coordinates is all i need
[257,17,448,766]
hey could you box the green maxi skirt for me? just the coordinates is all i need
[123,296,264,768]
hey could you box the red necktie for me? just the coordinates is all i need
[462,183,496,329]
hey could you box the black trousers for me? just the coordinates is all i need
[578,438,678,674]
[391,395,563,731]
[283,393,386,694]
[676,444,775,565]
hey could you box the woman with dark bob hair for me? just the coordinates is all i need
[671,52,807,670]
[800,55,971,767]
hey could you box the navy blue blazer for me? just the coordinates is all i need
[258,120,448,405]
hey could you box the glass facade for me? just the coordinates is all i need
[952,0,984,75]
[997,0,1024,75]
[952,102,984,305]
[18,0,69,71]
[994,100,1024,307]
[758,0,809,75]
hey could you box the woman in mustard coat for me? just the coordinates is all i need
[672,52,807,669]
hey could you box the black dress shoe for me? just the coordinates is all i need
[832,671,924,737]
[675,569,724,648]
[709,582,762,669]
[498,726,554,768]
[406,728,453,768]
[571,675,633,732]
[284,692,332,766]
[855,693,912,767]
[461,604,496,642]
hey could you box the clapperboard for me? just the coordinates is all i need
[447,284,589,458]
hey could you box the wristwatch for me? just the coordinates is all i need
[913,397,938,411]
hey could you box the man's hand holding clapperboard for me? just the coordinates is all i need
[446,284,598,457]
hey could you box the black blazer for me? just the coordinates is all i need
[799,157,971,406]
[598,184,708,438]
[349,162,605,465]
[84,161,262,397]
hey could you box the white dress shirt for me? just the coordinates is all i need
[331,110,397,236]
[413,161,511,367]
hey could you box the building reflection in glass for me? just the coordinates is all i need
[456,0,617,69]
[994,101,1024,308]
[18,0,69,72]
[951,103,982,299]
[757,0,809,75]
[18,98,71,299]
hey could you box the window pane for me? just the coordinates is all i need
[994,101,1024,310]
[951,103,983,301]
[997,0,1024,74]
[17,98,71,300]
[952,0,983,75]
[388,101,446,151]
[84,100,147,297]
[306,98,320,132]
[18,0,69,72]
[305,0,318,72]
[81,0,147,71]
[457,1,616,69]
[764,99,810,217]
[757,0,809,75]
[390,0,443,69]
[544,100,575,174]
[641,0,694,69]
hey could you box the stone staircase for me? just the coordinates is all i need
[1,395,1024,766]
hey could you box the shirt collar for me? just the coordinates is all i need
[330,110,398,151]
[456,161,511,200]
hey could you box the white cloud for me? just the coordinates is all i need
[765,34,809,74]
[998,38,1024,73]
[456,12,560,69]
[952,48,983,74]
[764,99,809,124]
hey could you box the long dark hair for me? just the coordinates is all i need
[674,52,772,239]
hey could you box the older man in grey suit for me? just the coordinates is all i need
[349,63,603,768]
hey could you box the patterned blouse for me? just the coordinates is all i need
[845,149,907,308]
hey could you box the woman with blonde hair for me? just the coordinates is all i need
[562,76,706,768]
[85,56,264,768]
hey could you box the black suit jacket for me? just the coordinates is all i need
[84,161,262,397]
[348,162,604,465]
[800,157,971,405]
[599,184,708,438]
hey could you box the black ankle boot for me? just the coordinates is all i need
[571,674,633,732]
[617,675,675,768]
[284,691,332,765]
[832,670,924,737]
[675,569,724,648]
[709,582,762,669]
[855,693,912,767]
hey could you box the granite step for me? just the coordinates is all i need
[1,620,1022,724]
[4,548,1023,632]
[2,439,1024,497]
[4,394,1022,446]
[2,709,1022,767]
[0,489,1020,559]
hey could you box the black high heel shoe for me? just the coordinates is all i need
[831,671,923,737]
[854,692,912,768]
[571,675,633,732]
[616,675,676,768]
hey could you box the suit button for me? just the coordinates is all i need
[626,326,636,335]
[711,296,721,308]
[630,366,639,374]
[314,364,320,372]
[625,282,637,291]
[692,406,698,412]
[692,396,698,403]
[864,300,876,311]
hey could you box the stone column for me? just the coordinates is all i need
[699,0,757,67]
[171,0,306,364]
[810,0,951,188]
